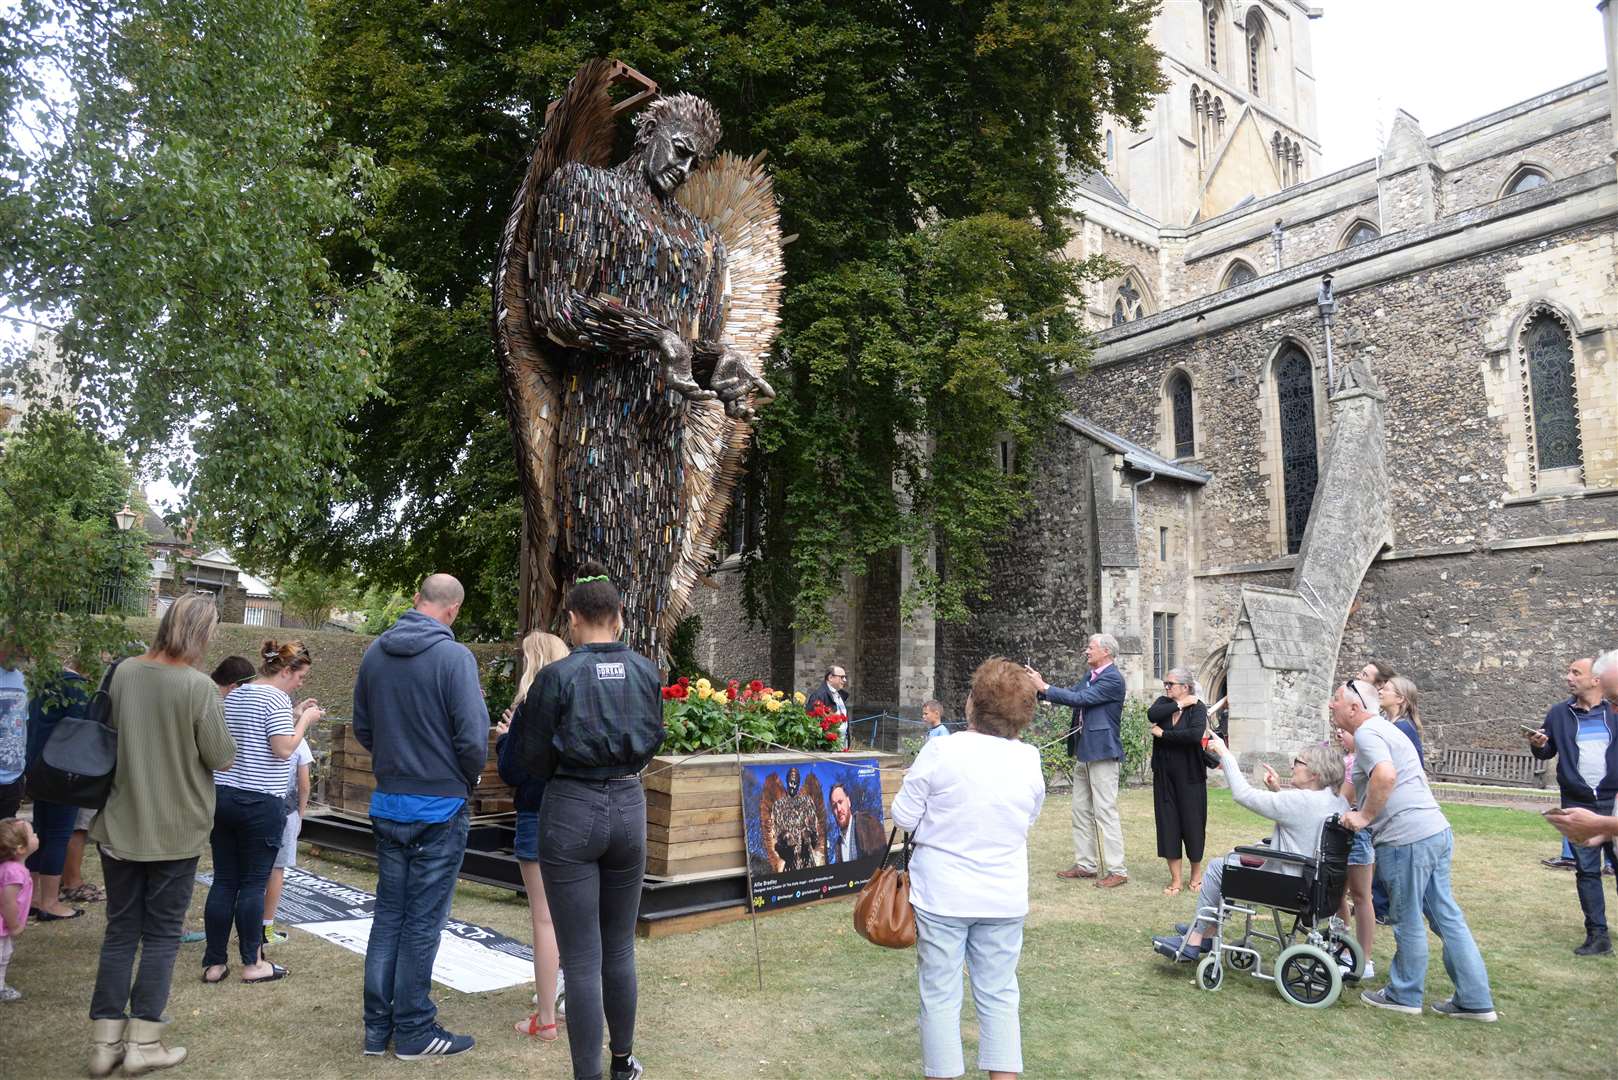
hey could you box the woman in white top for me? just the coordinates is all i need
[1152,731,1346,963]
[201,641,322,985]
[891,658,1045,1080]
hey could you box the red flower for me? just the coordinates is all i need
[677,676,690,688]
[748,679,764,693]
[673,685,687,699]
[824,731,838,742]
[661,687,674,700]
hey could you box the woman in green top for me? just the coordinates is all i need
[86,594,236,1078]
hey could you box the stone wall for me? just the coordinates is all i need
[856,547,902,708]
[1337,540,1618,751]
[1443,118,1614,212]
[685,560,774,682]
[934,422,1097,714]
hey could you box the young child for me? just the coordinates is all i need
[1,817,39,1001]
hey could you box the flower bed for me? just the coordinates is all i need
[661,676,848,754]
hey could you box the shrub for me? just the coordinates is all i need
[1028,697,1155,789]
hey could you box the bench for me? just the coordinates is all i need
[1432,747,1549,788]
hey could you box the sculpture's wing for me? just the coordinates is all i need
[803,772,828,866]
[493,59,621,635]
[660,151,786,647]
[760,772,786,873]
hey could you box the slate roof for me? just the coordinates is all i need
[1058,412,1211,485]
[1073,170,1131,209]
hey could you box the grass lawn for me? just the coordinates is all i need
[6,787,1612,1079]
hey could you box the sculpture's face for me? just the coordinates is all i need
[644,124,701,196]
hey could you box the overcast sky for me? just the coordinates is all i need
[1314,0,1610,173]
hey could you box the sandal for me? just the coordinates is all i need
[1188,878,1204,891]
[515,1013,559,1041]
[243,963,290,984]
[202,965,230,984]
[60,883,106,903]
[1162,885,1182,896]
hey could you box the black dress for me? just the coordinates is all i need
[1149,696,1208,862]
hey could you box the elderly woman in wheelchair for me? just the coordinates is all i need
[1152,732,1363,1008]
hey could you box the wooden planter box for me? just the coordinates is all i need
[641,750,907,878]
[326,723,516,818]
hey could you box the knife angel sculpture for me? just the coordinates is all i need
[494,59,783,659]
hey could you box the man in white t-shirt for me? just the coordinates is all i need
[260,738,314,945]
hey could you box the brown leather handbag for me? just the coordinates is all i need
[853,827,917,949]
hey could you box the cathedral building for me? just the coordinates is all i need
[695,1,1618,756]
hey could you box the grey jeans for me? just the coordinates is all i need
[89,850,198,1022]
[539,777,647,1080]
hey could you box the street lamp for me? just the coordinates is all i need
[114,504,137,532]
[1316,273,1336,392]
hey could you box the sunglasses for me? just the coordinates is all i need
[1293,757,1307,767]
[1342,680,1370,712]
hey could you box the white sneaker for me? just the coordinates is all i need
[1362,960,1375,980]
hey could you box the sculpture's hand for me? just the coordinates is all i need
[711,349,775,422]
[659,330,716,402]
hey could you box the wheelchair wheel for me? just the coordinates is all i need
[1275,944,1341,1008]
[1226,944,1258,972]
[1326,931,1365,980]
[1196,954,1224,992]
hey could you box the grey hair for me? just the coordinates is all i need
[1296,742,1346,790]
[1089,633,1119,660]
[152,592,219,664]
[1167,666,1195,687]
[1594,650,1618,679]
[1343,678,1378,715]
[632,93,721,159]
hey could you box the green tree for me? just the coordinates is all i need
[303,0,1161,640]
[0,410,149,689]
[359,584,410,635]
[275,562,359,630]
[0,0,406,567]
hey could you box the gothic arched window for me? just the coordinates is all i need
[1503,166,1550,197]
[1168,371,1196,459]
[1112,277,1146,325]
[1246,11,1267,96]
[1274,347,1318,554]
[1522,312,1582,474]
[1105,129,1115,162]
[1205,2,1222,72]
[1341,219,1379,249]
[1222,260,1258,289]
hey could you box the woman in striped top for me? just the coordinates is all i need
[201,641,322,985]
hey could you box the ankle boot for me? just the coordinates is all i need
[89,1018,127,1078]
[1574,930,1612,956]
[120,1018,186,1076]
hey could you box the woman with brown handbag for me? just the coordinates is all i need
[890,658,1045,1080]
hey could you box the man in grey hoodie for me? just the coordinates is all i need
[353,574,489,1059]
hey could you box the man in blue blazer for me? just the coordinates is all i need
[1027,634,1129,888]
[1528,655,1618,956]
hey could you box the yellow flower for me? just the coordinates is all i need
[772,689,785,700]
[695,677,712,693]
[793,691,807,705]
[765,698,783,713]
[718,689,732,703]
[696,686,712,701]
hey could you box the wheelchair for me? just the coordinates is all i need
[1190,814,1364,1008]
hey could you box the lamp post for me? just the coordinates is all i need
[1316,273,1336,392]
[113,504,136,612]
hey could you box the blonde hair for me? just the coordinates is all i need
[0,819,29,862]
[511,631,569,711]
[152,593,219,663]
[1385,675,1422,735]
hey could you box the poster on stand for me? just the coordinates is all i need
[741,757,887,911]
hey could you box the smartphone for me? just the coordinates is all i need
[1520,724,1541,735]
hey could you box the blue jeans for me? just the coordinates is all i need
[1572,836,1618,933]
[204,786,286,967]
[363,810,470,1045]
[1377,829,1493,1010]
[914,908,1024,1078]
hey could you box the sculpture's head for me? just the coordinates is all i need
[785,766,801,796]
[632,92,721,197]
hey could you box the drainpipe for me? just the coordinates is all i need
[1129,469,1158,537]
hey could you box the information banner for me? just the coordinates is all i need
[741,757,887,911]
[198,866,533,994]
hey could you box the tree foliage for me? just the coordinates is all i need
[306,0,1163,640]
[275,561,359,630]
[0,0,405,565]
[0,410,148,689]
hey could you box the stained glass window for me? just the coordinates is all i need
[1524,313,1581,472]
[1506,168,1549,195]
[1169,371,1195,458]
[1275,348,1318,554]
[1343,221,1379,248]
[1223,261,1257,288]
[1112,278,1144,325]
